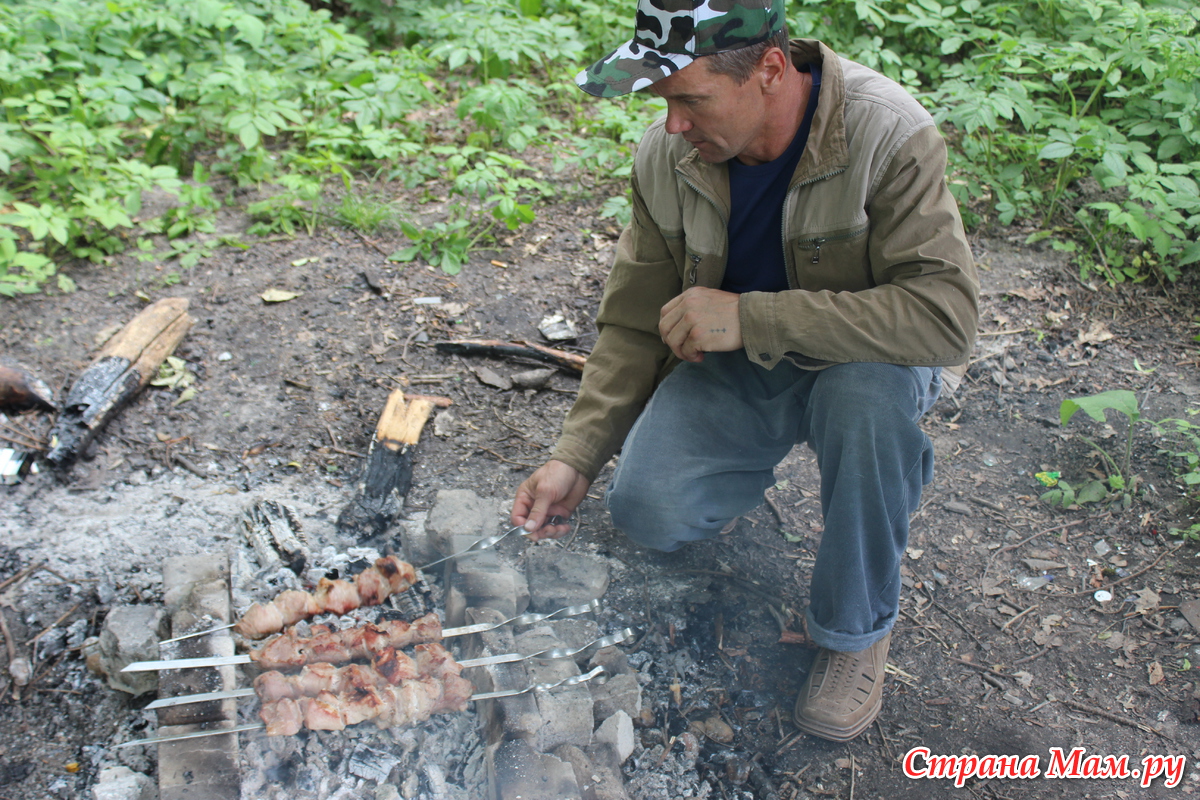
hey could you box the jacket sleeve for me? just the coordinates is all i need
[549,170,683,481]
[738,125,979,369]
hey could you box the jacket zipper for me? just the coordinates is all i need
[676,169,727,286]
[780,167,847,288]
[793,225,869,264]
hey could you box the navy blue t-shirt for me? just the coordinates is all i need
[720,64,822,294]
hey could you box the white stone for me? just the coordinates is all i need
[92,766,156,800]
[594,710,635,764]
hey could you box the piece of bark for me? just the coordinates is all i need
[337,391,440,543]
[435,339,586,374]
[45,298,193,468]
[0,365,56,413]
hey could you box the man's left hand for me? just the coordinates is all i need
[659,287,743,362]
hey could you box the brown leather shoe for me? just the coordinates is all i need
[793,632,890,741]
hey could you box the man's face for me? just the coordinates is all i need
[650,59,769,165]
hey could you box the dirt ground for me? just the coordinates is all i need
[1,177,1199,800]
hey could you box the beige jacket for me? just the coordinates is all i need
[552,40,980,481]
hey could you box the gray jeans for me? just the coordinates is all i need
[606,352,941,652]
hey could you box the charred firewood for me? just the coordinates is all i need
[337,391,441,543]
[435,339,586,374]
[0,365,56,413]
[45,298,193,469]
[242,501,308,574]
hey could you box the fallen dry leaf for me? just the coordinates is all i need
[1133,588,1161,615]
[1148,661,1165,686]
[1077,321,1114,345]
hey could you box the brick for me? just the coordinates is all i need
[525,544,609,611]
[491,739,581,800]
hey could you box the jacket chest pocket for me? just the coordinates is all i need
[791,226,871,292]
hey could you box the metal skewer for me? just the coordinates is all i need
[159,521,553,645]
[144,628,635,710]
[116,666,609,748]
[123,599,604,673]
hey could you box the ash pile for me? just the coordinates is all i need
[92,488,642,800]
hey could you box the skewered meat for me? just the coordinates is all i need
[249,613,443,670]
[235,556,418,638]
[257,643,472,735]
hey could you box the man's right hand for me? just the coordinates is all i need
[511,460,592,540]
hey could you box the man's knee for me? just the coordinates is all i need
[810,364,926,426]
[606,480,693,552]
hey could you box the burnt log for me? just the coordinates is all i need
[337,390,440,543]
[45,298,193,468]
[435,339,586,375]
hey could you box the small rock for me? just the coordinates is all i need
[539,314,577,342]
[511,368,556,390]
[591,673,642,721]
[95,606,165,696]
[8,657,32,686]
[595,710,635,764]
[92,766,155,800]
[706,716,735,743]
[472,366,511,391]
[944,501,973,516]
[217,352,233,362]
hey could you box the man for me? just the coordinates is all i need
[511,0,979,741]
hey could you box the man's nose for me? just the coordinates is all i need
[663,105,692,135]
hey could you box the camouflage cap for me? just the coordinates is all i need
[576,0,785,98]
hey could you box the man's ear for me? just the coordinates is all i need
[757,47,789,93]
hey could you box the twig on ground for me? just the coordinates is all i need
[764,491,786,526]
[1058,698,1173,741]
[0,563,44,594]
[900,609,951,649]
[1000,603,1038,632]
[947,655,1012,680]
[1012,646,1053,665]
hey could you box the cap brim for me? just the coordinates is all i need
[575,41,695,98]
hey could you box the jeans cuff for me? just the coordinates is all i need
[805,608,895,652]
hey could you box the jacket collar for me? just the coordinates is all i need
[674,39,849,202]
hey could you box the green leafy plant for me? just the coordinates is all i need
[1154,411,1200,539]
[1046,389,1142,508]
[389,215,487,275]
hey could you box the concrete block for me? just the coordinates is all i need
[590,673,641,722]
[587,646,630,676]
[525,544,609,611]
[553,745,630,800]
[93,766,156,800]
[594,711,634,764]
[492,739,581,800]
[544,618,602,654]
[157,723,240,800]
[157,554,240,799]
[427,489,495,558]
[96,605,165,696]
[518,631,593,751]
[156,554,235,727]
[466,608,540,746]
[458,556,530,619]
